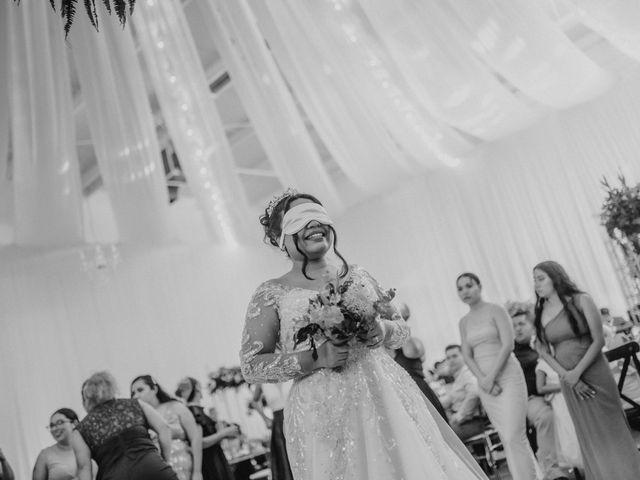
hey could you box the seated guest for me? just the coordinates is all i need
[439,345,484,440]
[600,307,633,350]
[433,360,454,384]
[390,303,448,420]
[535,361,582,469]
[511,307,569,480]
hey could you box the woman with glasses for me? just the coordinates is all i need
[33,408,79,480]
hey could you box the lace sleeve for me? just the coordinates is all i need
[240,282,306,384]
[356,266,411,350]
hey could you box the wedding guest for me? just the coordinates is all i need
[434,360,454,384]
[458,272,537,480]
[532,261,640,479]
[0,448,15,480]
[33,408,79,480]
[131,375,202,480]
[240,190,487,480]
[439,345,484,440]
[251,383,294,480]
[535,360,582,469]
[511,306,569,480]
[175,377,236,480]
[70,371,178,480]
[391,303,448,420]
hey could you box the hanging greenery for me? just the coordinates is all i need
[601,174,640,255]
[13,0,136,37]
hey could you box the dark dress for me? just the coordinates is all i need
[77,398,177,480]
[394,348,448,421]
[187,405,234,480]
[544,296,640,479]
[270,409,294,480]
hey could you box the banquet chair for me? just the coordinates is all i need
[463,423,505,480]
[605,341,640,409]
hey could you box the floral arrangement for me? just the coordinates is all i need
[207,366,246,394]
[601,174,640,255]
[293,270,397,360]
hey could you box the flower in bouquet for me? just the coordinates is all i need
[293,269,397,360]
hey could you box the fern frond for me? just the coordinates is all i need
[102,0,111,15]
[84,0,98,31]
[61,0,78,37]
[128,0,135,15]
[114,0,126,26]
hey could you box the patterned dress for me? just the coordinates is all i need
[157,402,192,480]
[76,398,177,480]
[240,265,488,480]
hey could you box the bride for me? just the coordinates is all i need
[240,190,487,480]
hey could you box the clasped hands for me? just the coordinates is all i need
[315,320,386,370]
[479,376,502,396]
[561,369,596,400]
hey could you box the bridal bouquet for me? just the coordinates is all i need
[293,270,397,360]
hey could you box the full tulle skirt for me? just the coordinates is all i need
[284,346,487,480]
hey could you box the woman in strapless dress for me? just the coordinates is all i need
[33,408,80,480]
[532,261,640,479]
[457,273,537,480]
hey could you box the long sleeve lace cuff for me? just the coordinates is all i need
[240,338,304,384]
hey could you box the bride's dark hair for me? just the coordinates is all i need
[260,191,348,280]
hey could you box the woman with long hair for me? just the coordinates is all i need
[457,272,537,480]
[532,260,640,479]
[33,408,80,480]
[239,190,487,480]
[70,371,178,480]
[131,375,202,480]
[174,377,237,480]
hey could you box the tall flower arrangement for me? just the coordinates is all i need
[601,174,640,256]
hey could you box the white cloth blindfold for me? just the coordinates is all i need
[279,203,334,248]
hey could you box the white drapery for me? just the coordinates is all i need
[2,66,640,477]
[566,0,640,62]
[69,5,174,243]
[7,2,84,245]
[201,0,342,213]
[133,0,251,245]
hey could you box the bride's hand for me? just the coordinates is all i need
[361,320,386,349]
[315,341,350,369]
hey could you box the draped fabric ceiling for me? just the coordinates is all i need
[2,1,640,478]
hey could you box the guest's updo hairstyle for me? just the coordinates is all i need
[259,190,349,280]
[130,375,175,404]
[456,272,482,288]
[82,371,118,411]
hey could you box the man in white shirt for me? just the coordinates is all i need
[439,344,485,440]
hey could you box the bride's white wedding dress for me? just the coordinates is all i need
[240,266,486,480]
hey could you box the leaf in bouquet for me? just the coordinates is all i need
[293,323,323,349]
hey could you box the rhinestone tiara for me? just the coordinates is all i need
[266,187,298,217]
